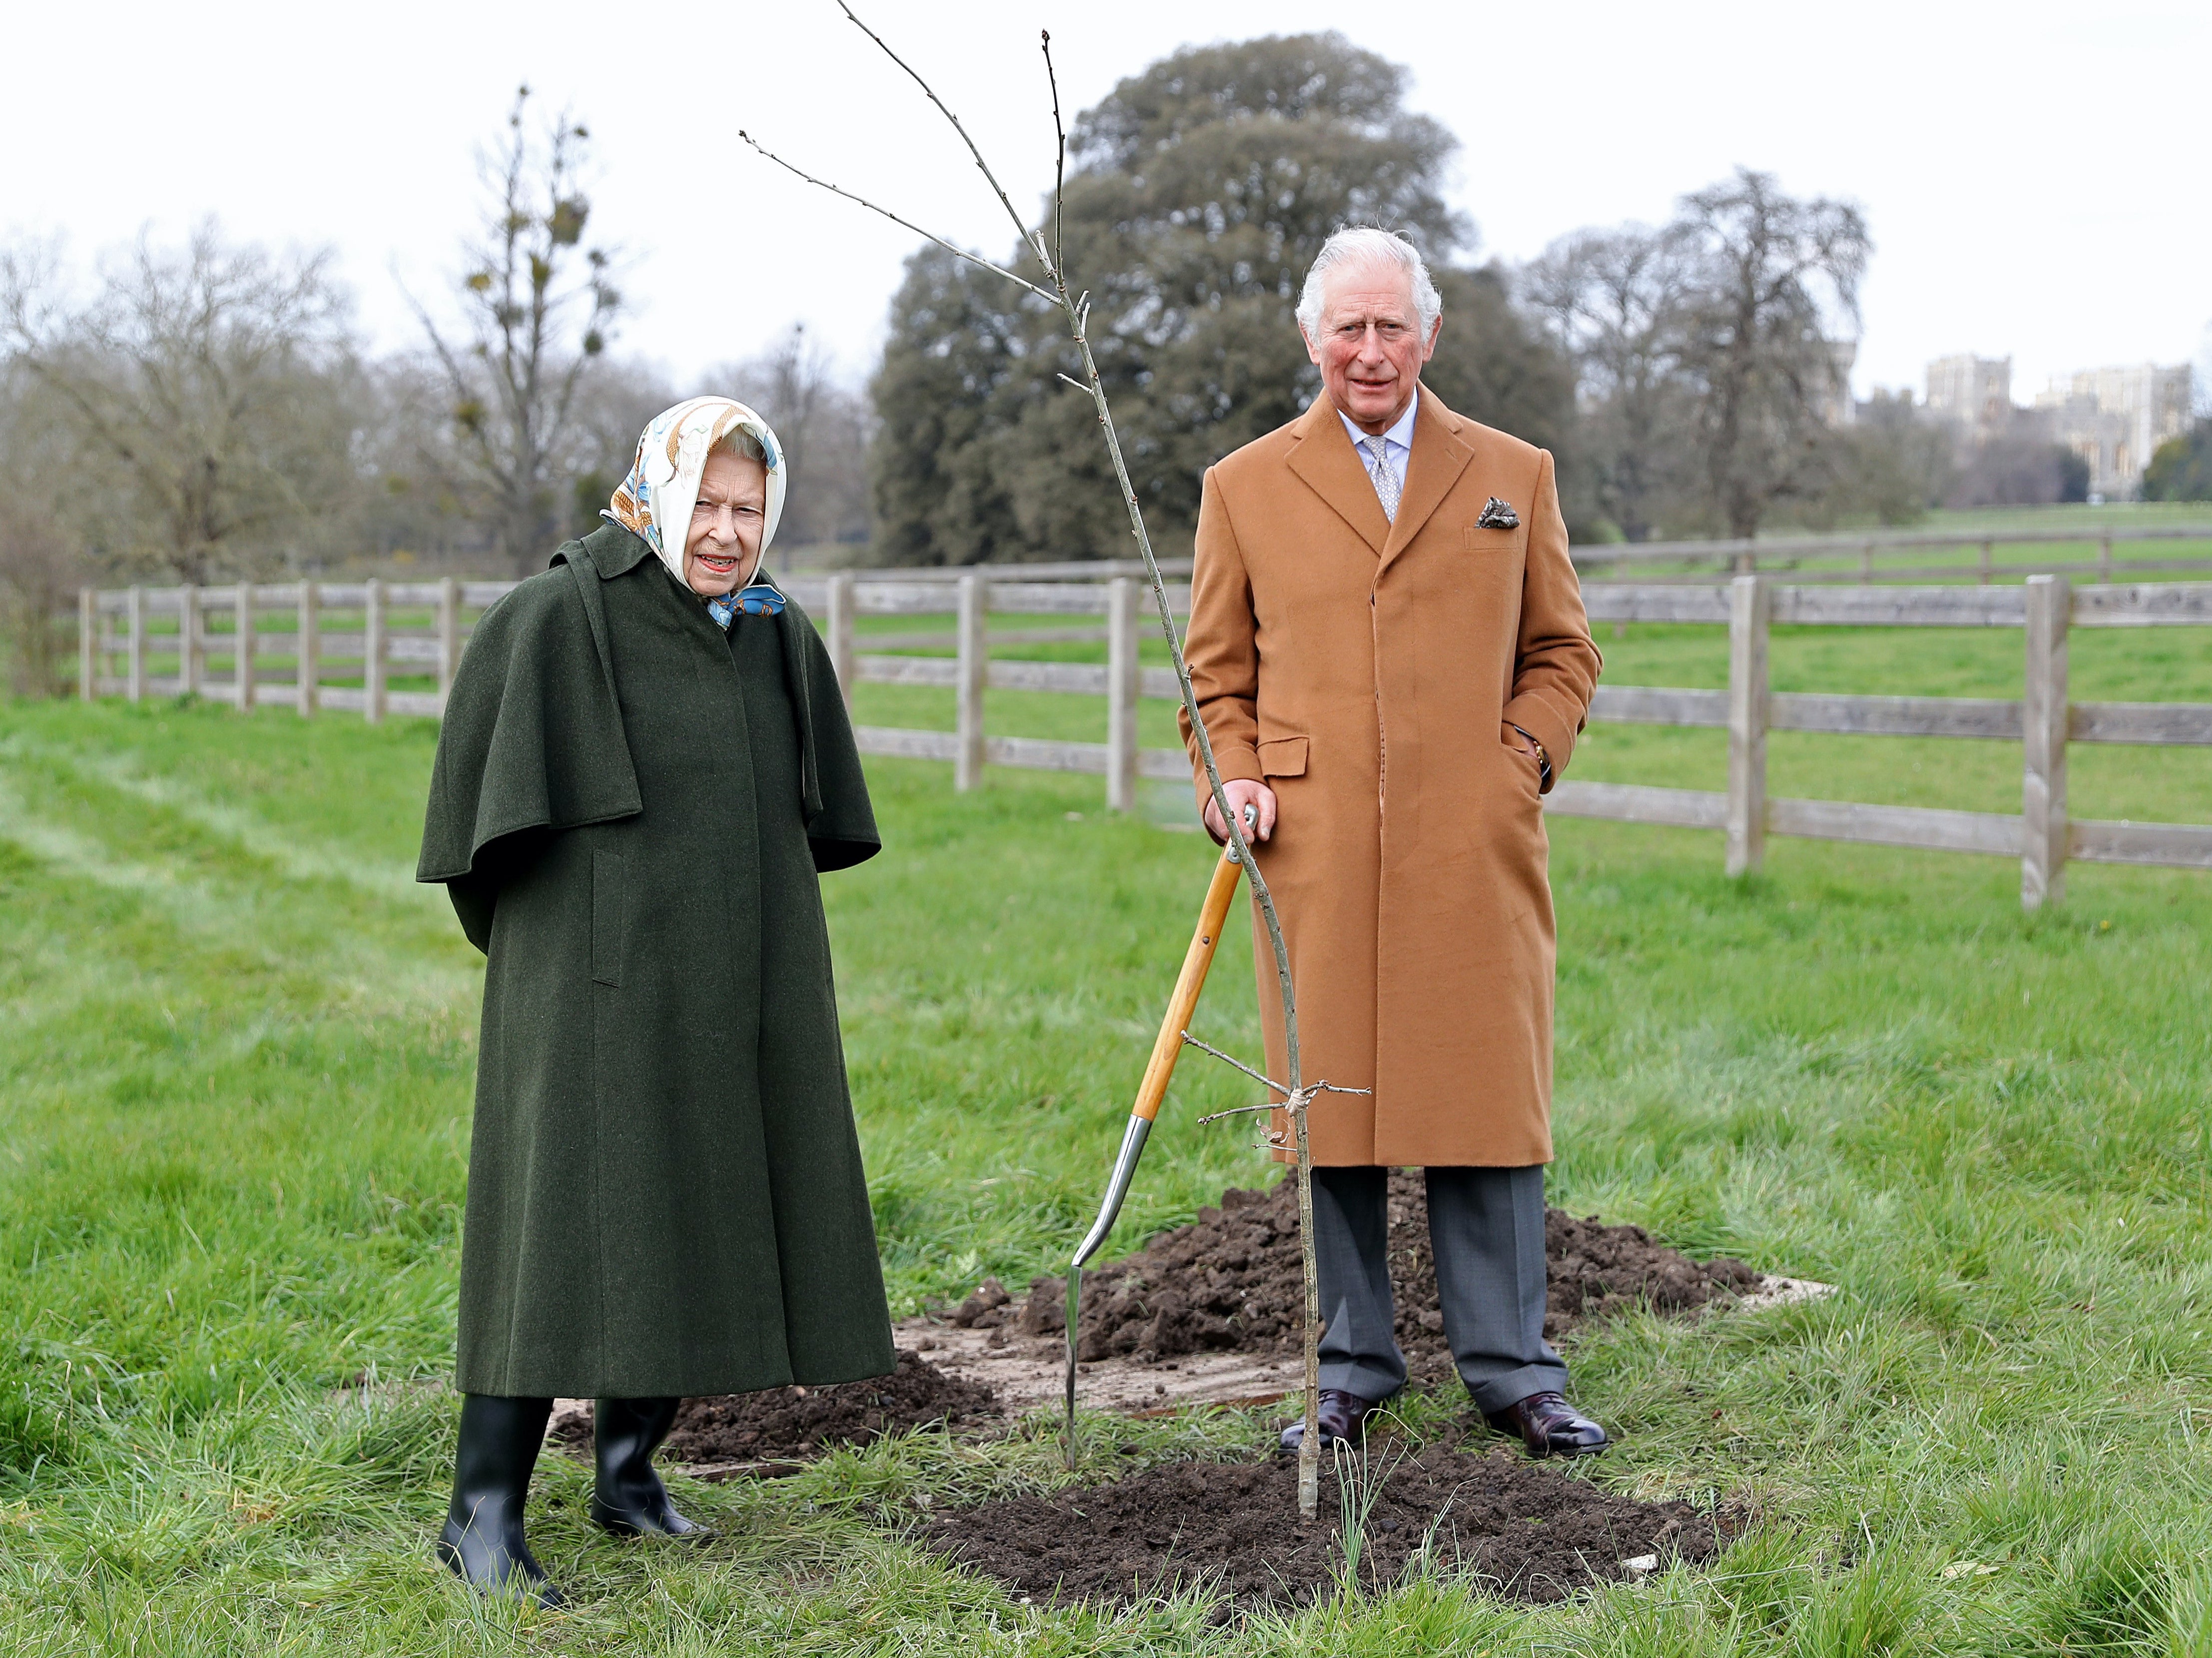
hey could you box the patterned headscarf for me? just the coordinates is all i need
[603,396,786,591]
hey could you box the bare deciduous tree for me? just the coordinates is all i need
[411,85,621,573]
[1,225,358,581]
[0,503,81,697]
[708,323,873,551]
[1837,388,1953,523]
[1532,172,1869,543]
[1524,226,1696,543]
[0,365,86,694]
[1673,168,1869,541]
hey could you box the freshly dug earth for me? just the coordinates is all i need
[963,1171,1760,1386]
[552,1177,1758,1467]
[552,1350,1000,1465]
[925,1439,1721,1609]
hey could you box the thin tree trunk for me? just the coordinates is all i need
[754,8,1325,1517]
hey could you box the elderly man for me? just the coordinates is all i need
[1180,227,1606,1458]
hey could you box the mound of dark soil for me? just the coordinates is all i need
[551,1349,1000,1466]
[925,1440,1721,1609]
[974,1171,1758,1385]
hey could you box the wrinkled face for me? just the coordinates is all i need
[1301,260,1440,433]
[684,448,768,595]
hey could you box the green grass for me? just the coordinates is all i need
[3,658,2212,1653]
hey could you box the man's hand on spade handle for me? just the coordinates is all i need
[1203,780,1276,844]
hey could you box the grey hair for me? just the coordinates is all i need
[1295,227,1442,337]
[713,428,766,464]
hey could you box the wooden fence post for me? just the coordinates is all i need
[78,588,94,701]
[436,577,460,711]
[1725,573,1769,878]
[826,574,856,710]
[296,580,319,717]
[2022,573,2070,912]
[235,582,256,710]
[1978,540,1994,585]
[1859,541,1874,585]
[2098,535,2113,584]
[364,577,387,724]
[127,585,145,703]
[1106,577,1139,812]
[178,584,201,698]
[955,574,986,792]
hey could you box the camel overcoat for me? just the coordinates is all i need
[1179,389,1601,1168]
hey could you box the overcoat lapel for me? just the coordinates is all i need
[1378,390,1476,572]
[1285,396,1390,555]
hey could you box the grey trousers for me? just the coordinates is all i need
[1310,1164,1566,1414]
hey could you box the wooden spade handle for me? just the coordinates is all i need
[1129,849,1247,1122]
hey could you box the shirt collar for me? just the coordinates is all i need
[1337,387,1420,458]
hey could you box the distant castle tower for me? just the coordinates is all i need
[1924,355,2013,433]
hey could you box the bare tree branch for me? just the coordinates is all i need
[1196,1078,1369,1125]
[831,0,1047,271]
[1042,29,1066,278]
[735,131,1056,305]
[1180,1032,1285,1096]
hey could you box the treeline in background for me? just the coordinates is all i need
[6,35,2211,695]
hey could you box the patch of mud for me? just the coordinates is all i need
[550,1350,999,1471]
[971,1171,1761,1387]
[924,1438,1721,1610]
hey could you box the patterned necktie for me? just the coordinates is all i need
[1361,435,1401,523]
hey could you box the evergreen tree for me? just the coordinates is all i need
[2143,422,2212,502]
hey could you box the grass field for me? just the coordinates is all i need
[4,626,2212,1652]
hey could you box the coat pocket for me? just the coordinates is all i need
[1257,735,1309,778]
[1464,526,1521,554]
[590,851,628,988]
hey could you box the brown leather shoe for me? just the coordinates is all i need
[1278,1388,1375,1453]
[1485,1391,1609,1458]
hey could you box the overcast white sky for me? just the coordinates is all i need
[8,0,2207,405]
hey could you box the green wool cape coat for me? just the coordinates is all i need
[417,522,895,1399]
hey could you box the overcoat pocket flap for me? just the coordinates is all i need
[1256,735,1309,778]
[591,851,627,988]
[1464,526,1520,552]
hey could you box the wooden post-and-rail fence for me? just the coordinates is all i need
[79,578,485,721]
[79,569,2212,912]
[1566,574,2212,911]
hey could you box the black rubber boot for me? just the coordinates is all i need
[590,1396,708,1538]
[437,1394,560,1606]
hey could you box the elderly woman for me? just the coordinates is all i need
[416,397,892,1604]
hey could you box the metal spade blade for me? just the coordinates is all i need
[1064,839,1247,1463]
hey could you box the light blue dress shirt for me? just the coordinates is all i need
[1337,389,1420,510]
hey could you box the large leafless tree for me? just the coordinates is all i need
[1673,168,1868,540]
[1531,170,1868,542]
[0,225,359,582]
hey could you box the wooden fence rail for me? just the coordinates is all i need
[78,567,2212,911]
[768,521,2212,587]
